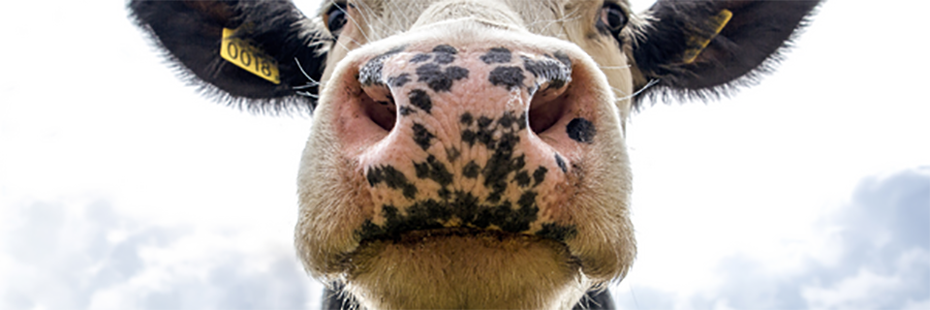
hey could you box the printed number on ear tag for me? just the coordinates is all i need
[220,28,281,84]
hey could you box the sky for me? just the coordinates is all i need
[0,0,927,309]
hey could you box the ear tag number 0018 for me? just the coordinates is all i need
[220,28,281,84]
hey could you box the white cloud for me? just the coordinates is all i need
[614,167,930,309]
[796,169,930,309]
[0,200,320,310]
[802,260,925,310]
[904,299,930,310]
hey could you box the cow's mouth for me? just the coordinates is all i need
[343,220,584,274]
[350,198,579,248]
[356,226,565,246]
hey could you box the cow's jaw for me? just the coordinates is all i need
[346,230,589,309]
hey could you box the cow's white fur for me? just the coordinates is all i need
[296,1,637,309]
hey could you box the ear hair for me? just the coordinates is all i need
[129,0,331,115]
[628,0,822,108]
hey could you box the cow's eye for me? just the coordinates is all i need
[326,4,348,37]
[598,2,627,35]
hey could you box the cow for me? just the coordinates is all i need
[128,0,820,309]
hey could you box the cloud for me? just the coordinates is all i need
[798,168,930,309]
[837,169,930,267]
[0,199,320,310]
[613,167,930,310]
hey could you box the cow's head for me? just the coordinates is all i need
[129,0,820,309]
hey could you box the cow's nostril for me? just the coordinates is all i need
[527,87,569,136]
[360,86,397,132]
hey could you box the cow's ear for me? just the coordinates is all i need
[129,0,329,113]
[629,0,821,104]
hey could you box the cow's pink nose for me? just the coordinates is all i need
[357,44,574,135]
[327,43,601,240]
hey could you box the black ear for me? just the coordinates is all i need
[128,0,329,114]
[631,0,821,103]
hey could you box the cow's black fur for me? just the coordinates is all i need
[630,0,821,104]
[128,0,327,114]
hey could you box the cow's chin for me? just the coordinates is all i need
[343,229,592,310]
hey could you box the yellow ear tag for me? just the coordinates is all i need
[682,9,733,64]
[220,27,281,84]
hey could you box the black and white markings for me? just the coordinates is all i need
[356,46,583,243]
[513,170,532,187]
[522,55,571,90]
[414,155,454,187]
[410,53,431,63]
[399,44,471,93]
[355,188,577,244]
[463,160,480,178]
[532,166,548,187]
[399,105,416,116]
[387,73,410,88]
[416,64,469,92]
[359,45,407,86]
[446,147,461,162]
[431,44,458,64]
[411,123,434,151]
[460,111,527,149]
[356,191,578,243]
[408,89,432,114]
[480,48,571,92]
[551,51,572,68]
[488,66,525,90]
[366,165,418,199]
[457,110,559,205]
[480,47,512,64]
